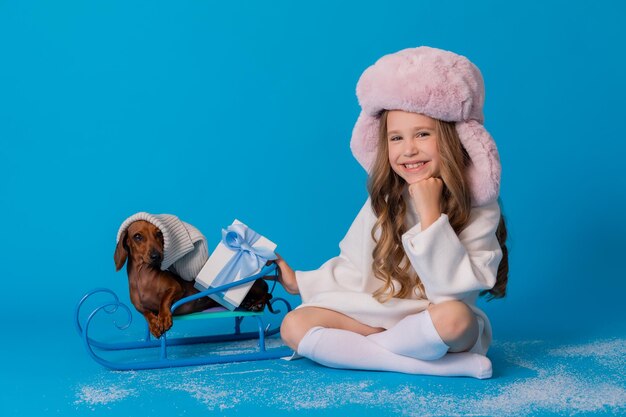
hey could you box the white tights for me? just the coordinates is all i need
[296,326,492,379]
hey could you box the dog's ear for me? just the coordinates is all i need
[114,231,129,271]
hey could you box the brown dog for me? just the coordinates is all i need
[114,220,274,338]
[114,220,220,337]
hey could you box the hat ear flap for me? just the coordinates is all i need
[350,111,381,173]
[455,120,501,206]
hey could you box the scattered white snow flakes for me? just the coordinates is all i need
[74,385,136,406]
[548,338,626,372]
[466,366,626,415]
[73,337,626,415]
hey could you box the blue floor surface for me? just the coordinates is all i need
[1,310,624,417]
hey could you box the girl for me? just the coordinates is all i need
[276,46,508,379]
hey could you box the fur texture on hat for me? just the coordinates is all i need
[116,212,208,281]
[350,46,501,206]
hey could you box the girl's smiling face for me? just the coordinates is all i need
[386,110,441,184]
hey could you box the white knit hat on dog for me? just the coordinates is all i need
[116,212,208,281]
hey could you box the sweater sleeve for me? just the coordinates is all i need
[295,198,375,303]
[401,200,503,303]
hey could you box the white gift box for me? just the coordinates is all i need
[194,219,277,310]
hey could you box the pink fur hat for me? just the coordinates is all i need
[350,46,501,206]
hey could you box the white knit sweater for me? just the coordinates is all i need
[295,190,502,354]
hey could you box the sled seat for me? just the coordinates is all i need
[174,309,263,321]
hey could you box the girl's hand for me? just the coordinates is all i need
[408,177,443,230]
[272,252,299,295]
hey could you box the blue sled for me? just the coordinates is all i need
[75,264,294,371]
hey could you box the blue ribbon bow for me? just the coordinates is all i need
[211,223,277,293]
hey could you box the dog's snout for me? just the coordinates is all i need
[149,249,162,264]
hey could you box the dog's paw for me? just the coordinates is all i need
[149,321,163,339]
[160,313,173,334]
[146,314,164,338]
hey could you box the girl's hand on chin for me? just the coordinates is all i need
[409,177,443,230]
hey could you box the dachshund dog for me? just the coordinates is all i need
[114,220,273,338]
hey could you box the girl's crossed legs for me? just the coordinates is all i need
[280,301,491,379]
[281,300,479,353]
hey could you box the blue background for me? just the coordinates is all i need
[1,1,625,416]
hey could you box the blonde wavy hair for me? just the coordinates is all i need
[367,110,509,302]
